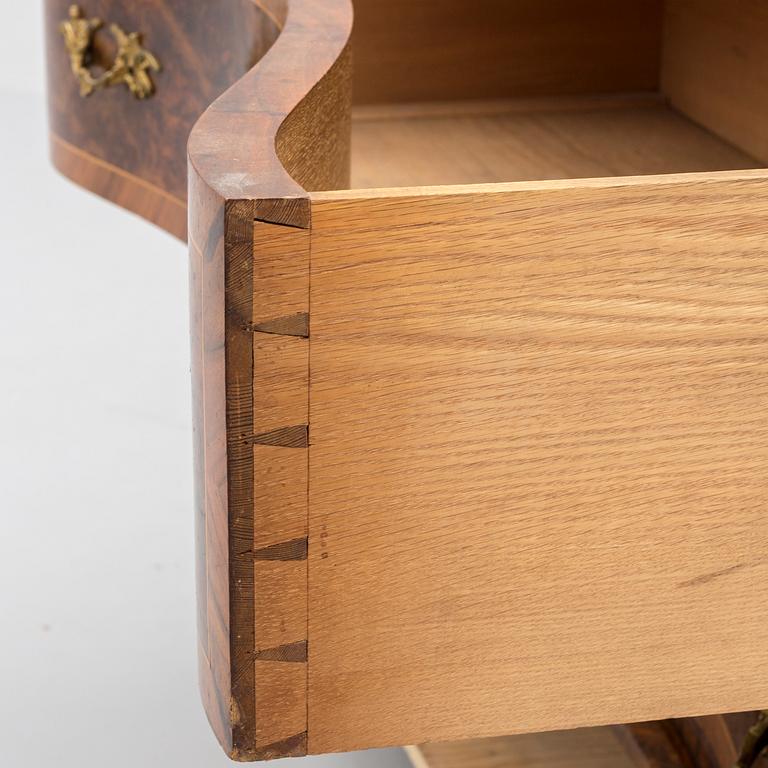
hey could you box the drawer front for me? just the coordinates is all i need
[44,0,281,237]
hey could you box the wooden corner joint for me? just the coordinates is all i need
[246,312,309,338]
[227,201,311,759]
[232,732,309,763]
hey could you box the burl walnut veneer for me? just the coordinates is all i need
[45,0,768,763]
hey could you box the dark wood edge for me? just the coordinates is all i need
[50,132,188,241]
[618,721,697,768]
[188,0,353,760]
[618,713,760,768]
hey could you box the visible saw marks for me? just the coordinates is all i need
[252,216,310,755]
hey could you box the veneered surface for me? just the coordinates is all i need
[186,0,353,758]
[46,0,280,220]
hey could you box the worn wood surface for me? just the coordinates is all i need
[351,95,759,189]
[351,0,663,105]
[307,171,768,752]
[662,0,768,165]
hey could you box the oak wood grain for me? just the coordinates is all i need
[307,171,768,752]
[662,0,768,165]
[250,221,310,756]
[351,95,759,189]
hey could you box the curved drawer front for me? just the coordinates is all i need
[44,0,282,238]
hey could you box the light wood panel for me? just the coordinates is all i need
[407,728,637,768]
[351,0,664,104]
[307,171,768,753]
[351,96,760,189]
[662,0,768,165]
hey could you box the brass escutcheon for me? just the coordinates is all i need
[59,4,160,99]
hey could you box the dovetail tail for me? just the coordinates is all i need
[252,731,308,760]
[247,312,309,338]
[245,425,308,448]
[253,640,308,663]
[253,537,308,561]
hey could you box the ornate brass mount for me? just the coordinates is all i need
[59,5,160,99]
[735,711,768,768]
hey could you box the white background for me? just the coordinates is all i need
[0,5,410,768]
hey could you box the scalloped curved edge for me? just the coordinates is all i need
[187,0,353,760]
[187,0,354,216]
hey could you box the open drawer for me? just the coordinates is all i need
[44,0,768,761]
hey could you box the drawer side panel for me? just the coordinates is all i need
[307,173,768,752]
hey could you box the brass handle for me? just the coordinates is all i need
[59,4,160,99]
[734,711,768,768]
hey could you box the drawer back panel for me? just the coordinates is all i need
[351,0,664,105]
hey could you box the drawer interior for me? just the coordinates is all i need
[407,728,637,768]
[350,95,756,188]
[343,0,767,190]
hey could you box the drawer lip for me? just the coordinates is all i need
[310,167,768,203]
[188,0,353,218]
